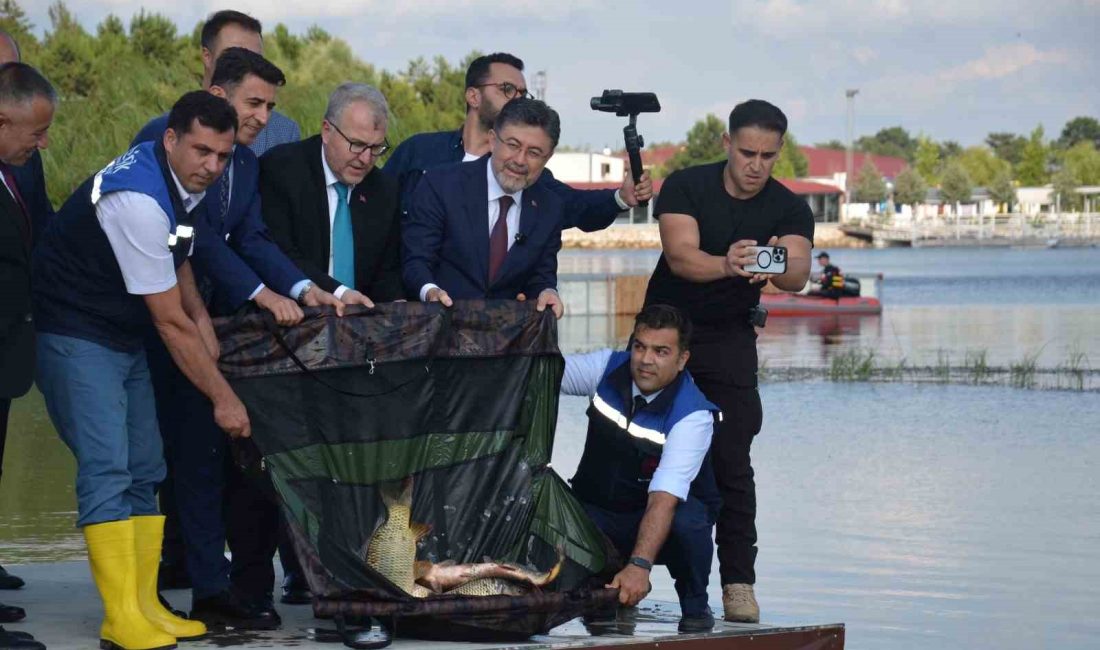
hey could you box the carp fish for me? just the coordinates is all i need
[361,479,562,598]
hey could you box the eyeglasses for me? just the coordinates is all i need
[500,138,549,163]
[475,82,532,101]
[327,120,390,157]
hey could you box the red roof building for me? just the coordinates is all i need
[799,146,908,179]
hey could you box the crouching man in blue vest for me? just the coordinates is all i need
[563,304,721,633]
[32,91,250,650]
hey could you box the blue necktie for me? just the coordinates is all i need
[332,182,355,289]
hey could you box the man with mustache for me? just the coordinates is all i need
[131,48,343,630]
[643,100,815,623]
[384,52,652,230]
[33,91,250,649]
[0,60,53,650]
[403,97,565,318]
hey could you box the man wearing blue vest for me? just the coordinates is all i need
[32,91,248,650]
[383,52,652,228]
[132,48,343,630]
[562,304,720,633]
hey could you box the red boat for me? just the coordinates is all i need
[760,272,884,316]
[761,292,882,316]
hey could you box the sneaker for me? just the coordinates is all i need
[721,583,759,623]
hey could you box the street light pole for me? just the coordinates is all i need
[845,88,859,222]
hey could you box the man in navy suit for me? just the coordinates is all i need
[404,97,565,317]
[384,52,652,230]
[132,48,342,631]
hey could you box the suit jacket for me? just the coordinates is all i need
[259,135,403,301]
[133,115,305,315]
[0,179,34,399]
[384,129,622,232]
[12,150,54,248]
[402,156,562,301]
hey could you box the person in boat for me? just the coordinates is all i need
[641,99,814,623]
[813,251,842,297]
[562,304,721,634]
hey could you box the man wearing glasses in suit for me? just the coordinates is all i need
[384,53,653,230]
[260,82,403,311]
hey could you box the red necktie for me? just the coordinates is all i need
[488,195,514,283]
[0,163,30,243]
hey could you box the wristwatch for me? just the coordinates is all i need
[628,556,653,571]
[296,281,314,304]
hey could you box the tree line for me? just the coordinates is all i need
[830,120,1100,211]
[1,1,473,207]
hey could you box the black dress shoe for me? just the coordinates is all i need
[0,627,44,650]
[0,567,23,591]
[191,591,279,631]
[158,592,188,619]
[279,575,311,605]
[678,607,716,634]
[0,604,24,624]
[156,560,191,591]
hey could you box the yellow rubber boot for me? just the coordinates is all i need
[132,515,207,640]
[84,519,177,650]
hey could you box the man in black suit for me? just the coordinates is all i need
[0,33,51,246]
[0,60,54,650]
[260,82,402,305]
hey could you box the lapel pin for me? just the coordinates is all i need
[359,194,367,203]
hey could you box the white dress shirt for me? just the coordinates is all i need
[96,165,203,296]
[561,348,714,502]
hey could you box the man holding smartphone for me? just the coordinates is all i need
[642,99,814,623]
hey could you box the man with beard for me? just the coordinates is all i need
[384,52,652,230]
[643,100,814,623]
[132,48,343,631]
[403,97,564,318]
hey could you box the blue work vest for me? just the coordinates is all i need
[570,351,721,512]
[33,141,194,351]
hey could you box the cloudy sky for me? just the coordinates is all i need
[25,0,1100,150]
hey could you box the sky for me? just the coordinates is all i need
[24,0,1100,151]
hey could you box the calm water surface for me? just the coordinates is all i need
[2,247,1097,648]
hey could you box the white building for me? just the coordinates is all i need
[544,151,625,184]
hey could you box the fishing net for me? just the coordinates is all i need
[214,301,618,645]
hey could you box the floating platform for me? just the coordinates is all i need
[3,561,844,649]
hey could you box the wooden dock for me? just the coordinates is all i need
[2,561,844,649]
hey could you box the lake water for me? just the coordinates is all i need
[2,247,1098,648]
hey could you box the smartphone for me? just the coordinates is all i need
[743,245,787,275]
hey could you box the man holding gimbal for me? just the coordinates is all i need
[643,100,814,623]
[384,52,652,229]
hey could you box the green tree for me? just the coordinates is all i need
[662,114,726,174]
[985,132,1027,166]
[1058,116,1100,150]
[1051,167,1082,211]
[815,139,845,150]
[893,167,927,211]
[914,136,941,184]
[1016,125,1050,185]
[0,0,34,49]
[955,146,1011,187]
[938,140,962,160]
[851,158,887,206]
[1060,141,1100,186]
[988,169,1016,212]
[855,126,916,161]
[939,161,973,206]
[773,133,808,178]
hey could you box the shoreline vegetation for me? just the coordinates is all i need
[759,348,1097,391]
[562,223,865,249]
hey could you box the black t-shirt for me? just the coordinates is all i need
[644,161,815,332]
